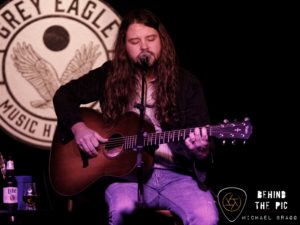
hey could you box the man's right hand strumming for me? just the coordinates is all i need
[71,122,108,157]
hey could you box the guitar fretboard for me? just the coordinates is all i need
[123,128,196,149]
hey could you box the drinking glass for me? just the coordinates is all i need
[22,182,38,210]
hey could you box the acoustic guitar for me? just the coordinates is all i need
[49,108,252,196]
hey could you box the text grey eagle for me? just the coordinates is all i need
[11,42,101,108]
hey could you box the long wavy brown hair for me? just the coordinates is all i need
[102,9,178,125]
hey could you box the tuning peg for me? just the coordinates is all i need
[243,140,247,145]
[222,140,226,145]
[244,117,250,121]
[231,140,236,145]
[223,119,229,124]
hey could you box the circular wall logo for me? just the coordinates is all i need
[0,0,121,149]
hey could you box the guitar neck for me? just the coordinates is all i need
[108,120,252,150]
[149,128,196,146]
[123,127,201,150]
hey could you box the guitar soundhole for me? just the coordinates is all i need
[104,133,124,158]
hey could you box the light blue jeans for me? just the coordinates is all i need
[105,168,219,225]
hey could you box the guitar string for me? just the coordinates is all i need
[104,130,189,148]
[104,128,249,148]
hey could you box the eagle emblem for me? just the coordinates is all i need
[11,42,101,109]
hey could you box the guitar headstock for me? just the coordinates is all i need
[210,118,253,140]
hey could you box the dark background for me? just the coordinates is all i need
[0,0,297,224]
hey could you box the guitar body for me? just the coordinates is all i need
[49,108,155,196]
